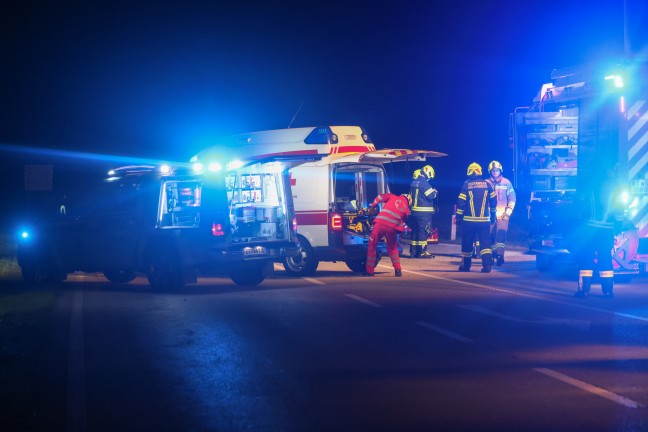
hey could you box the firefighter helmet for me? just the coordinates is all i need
[467,162,482,176]
[422,165,435,179]
[412,169,422,179]
[488,160,503,174]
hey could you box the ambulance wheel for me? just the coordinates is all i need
[229,269,266,286]
[283,236,319,277]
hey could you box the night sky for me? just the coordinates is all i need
[2,0,647,199]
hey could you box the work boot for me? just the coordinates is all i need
[395,269,402,277]
[420,249,435,259]
[575,277,592,298]
[601,279,614,298]
[458,257,471,272]
[481,267,491,273]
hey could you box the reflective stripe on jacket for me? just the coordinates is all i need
[371,193,411,232]
[486,176,516,218]
[456,176,497,223]
[410,177,438,213]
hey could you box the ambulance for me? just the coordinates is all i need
[226,126,446,276]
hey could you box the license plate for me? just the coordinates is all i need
[243,246,266,256]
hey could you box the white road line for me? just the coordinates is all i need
[415,321,474,343]
[303,277,326,286]
[345,294,382,308]
[66,289,87,432]
[378,264,648,323]
[534,368,641,409]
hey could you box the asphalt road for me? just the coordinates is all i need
[3,244,648,432]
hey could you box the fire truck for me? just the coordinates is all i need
[220,126,446,276]
[511,57,648,278]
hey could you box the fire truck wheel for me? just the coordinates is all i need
[103,270,137,284]
[283,236,319,277]
[146,247,185,291]
[345,258,367,273]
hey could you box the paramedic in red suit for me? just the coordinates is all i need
[365,193,412,277]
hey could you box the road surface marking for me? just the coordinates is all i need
[378,264,648,324]
[273,264,325,285]
[460,305,590,331]
[415,321,474,343]
[67,289,87,432]
[345,294,382,308]
[533,368,641,408]
[303,277,326,286]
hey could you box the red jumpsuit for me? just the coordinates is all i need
[366,193,410,275]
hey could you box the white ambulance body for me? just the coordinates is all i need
[230,126,446,276]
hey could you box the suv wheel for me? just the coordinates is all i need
[282,236,319,277]
[104,270,136,284]
[229,266,266,286]
[146,247,184,291]
[345,258,367,273]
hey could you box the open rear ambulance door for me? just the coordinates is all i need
[357,149,447,163]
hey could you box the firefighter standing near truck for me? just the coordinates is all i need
[573,163,625,298]
[485,161,516,266]
[408,165,438,258]
[456,163,497,273]
[364,193,411,277]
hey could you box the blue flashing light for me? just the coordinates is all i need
[160,164,171,174]
[621,190,630,205]
[604,74,624,88]
[193,162,204,173]
[227,159,244,170]
[208,162,222,172]
[304,127,339,144]
[21,231,29,239]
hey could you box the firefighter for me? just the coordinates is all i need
[486,161,516,266]
[456,163,497,273]
[365,193,411,277]
[573,164,624,298]
[408,165,438,258]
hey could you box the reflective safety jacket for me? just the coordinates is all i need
[486,175,516,219]
[409,177,438,213]
[456,176,497,223]
[370,193,411,232]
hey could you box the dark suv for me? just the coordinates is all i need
[17,162,300,289]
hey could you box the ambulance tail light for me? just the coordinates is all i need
[330,213,343,231]
[211,223,225,237]
[292,217,298,234]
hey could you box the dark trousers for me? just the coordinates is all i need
[461,222,492,269]
[574,224,614,293]
[409,212,432,255]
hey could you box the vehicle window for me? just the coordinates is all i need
[333,164,386,211]
[71,178,144,218]
[159,180,202,228]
